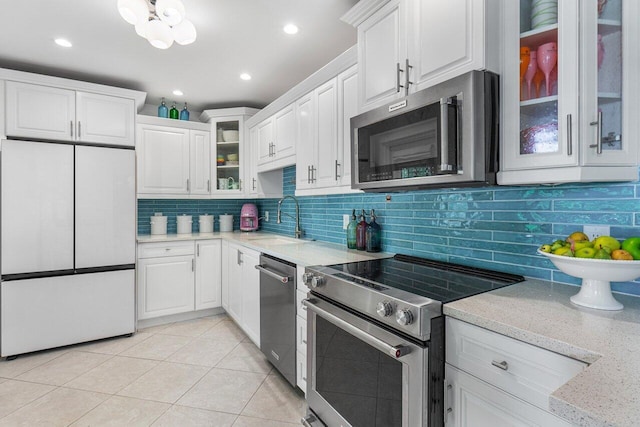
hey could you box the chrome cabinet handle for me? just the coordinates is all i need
[404,59,413,96]
[78,121,81,138]
[207,180,210,192]
[567,114,573,156]
[335,160,340,180]
[589,110,603,154]
[307,165,311,184]
[191,258,195,272]
[255,264,290,283]
[491,360,509,371]
[186,179,190,192]
[197,244,200,257]
[301,414,318,427]
[304,298,411,359]
[70,121,74,137]
[396,62,404,93]
[252,178,256,191]
[311,166,316,183]
[239,179,242,190]
[237,250,243,265]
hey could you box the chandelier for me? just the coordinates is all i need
[117,0,197,49]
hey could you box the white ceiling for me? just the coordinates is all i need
[0,0,358,111]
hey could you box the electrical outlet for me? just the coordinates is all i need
[343,214,350,230]
[584,225,610,240]
[265,211,269,222]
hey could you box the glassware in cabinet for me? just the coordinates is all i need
[215,120,240,191]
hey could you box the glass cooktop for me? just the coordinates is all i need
[324,254,524,304]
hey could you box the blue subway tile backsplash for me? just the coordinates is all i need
[139,165,640,297]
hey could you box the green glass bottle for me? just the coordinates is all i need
[346,209,357,249]
[169,102,179,119]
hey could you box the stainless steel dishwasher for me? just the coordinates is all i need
[255,254,297,387]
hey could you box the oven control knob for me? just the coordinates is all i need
[310,276,324,288]
[302,272,313,284]
[376,301,394,317]
[396,309,414,326]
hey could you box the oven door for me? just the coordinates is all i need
[352,95,460,189]
[303,297,427,427]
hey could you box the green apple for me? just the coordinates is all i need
[572,241,594,251]
[553,246,574,257]
[594,248,612,260]
[575,247,597,258]
[551,240,567,251]
[593,236,621,252]
[621,237,640,260]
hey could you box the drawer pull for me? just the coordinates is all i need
[491,360,509,371]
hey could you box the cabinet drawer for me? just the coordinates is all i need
[296,289,308,320]
[138,241,195,258]
[296,350,307,393]
[446,318,586,411]
[296,314,307,355]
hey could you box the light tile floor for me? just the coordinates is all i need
[0,314,304,426]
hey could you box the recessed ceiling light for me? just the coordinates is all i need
[283,24,298,35]
[240,73,252,81]
[54,38,72,48]
[172,89,183,96]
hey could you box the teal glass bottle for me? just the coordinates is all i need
[179,103,190,121]
[366,209,381,253]
[158,97,168,118]
[346,209,357,249]
[169,102,179,119]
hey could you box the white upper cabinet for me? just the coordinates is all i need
[6,81,135,146]
[255,103,297,172]
[295,91,316,191]
[498,0,639,185]
[337,65,359,188]
[315,79,339,189]
[345,0,498,113]
[189,130,211,195]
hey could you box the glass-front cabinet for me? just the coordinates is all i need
[498,0,639,185]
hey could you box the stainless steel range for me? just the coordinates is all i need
[301,254,523,427]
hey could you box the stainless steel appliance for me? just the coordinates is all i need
[301,255,523,427]
[351,70,499,191]
[1,139,136,358]
[256,254,297,386]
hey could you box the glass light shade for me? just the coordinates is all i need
[155,0,186,26]
[172,19,196,45]
[118,0,148,25]
[146,19,174,49]
[135,19,149,38]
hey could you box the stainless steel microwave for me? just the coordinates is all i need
[351,70,499,191]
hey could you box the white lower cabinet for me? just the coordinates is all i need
[137,240,221,320]
[296,267,309,392]
[445,317,585,426]
[223,242,261,347]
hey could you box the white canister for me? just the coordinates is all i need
[177,215,193,234]
[199,214,214,233]
[150,214,167,235]
[219,214,233,232]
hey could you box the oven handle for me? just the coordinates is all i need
[303,298,411,359]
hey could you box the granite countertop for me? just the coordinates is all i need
[137,231,393,267]
[444,279,640,427]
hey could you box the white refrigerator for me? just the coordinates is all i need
[0,139,136,357]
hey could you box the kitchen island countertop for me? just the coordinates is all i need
[444,279,640,427]
[137,231,393,267]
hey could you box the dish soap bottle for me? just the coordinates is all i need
[366,209,381,253]
[346,209,357,249]
[179,102,190,121]
[158,97,168,118]
[169,102,179,119]
[356,210,367,251]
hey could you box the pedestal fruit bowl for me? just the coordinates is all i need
[537,250,640,310]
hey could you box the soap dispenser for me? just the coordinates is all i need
[356,210,367,251]
[366,209,381,253]
[346,209,357,249]
[158,97,168,118]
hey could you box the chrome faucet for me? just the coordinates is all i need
[277,195,303,239]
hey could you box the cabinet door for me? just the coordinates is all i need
[296,92,315,190]
[337,66,359,188]
[500,1,580,171]
[246,126,260,196]
[409,0,486,91]
[137,255,195,320]
[226,244,244,323]
[315,79,339,188]
[357,0,406,111]
[445,365,573,427]
[581,0,638,166]
[195,240,221,310]
[189,130,211,195]
[256,118,274,166]
[241,248,261,347]
[5,82,75,141]
[76,92,135,146]
[273,103,296,161]
[137,124,190,194]
[220,240,229,310]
